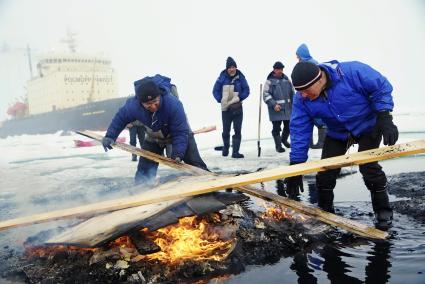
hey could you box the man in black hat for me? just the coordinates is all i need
[102,74,208,185]
[212,56,250,158]
[263,61,294,152]
[284,60,398,229]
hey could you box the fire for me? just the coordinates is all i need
[139,215,235,264]
[25,245,97,259]
[25,214,235,265]
[262,205,307,222]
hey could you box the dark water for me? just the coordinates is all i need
[1,134,425,283]
[226,155,425,284]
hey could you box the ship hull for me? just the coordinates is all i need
[0,97,128,138]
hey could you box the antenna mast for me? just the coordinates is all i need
[26,44,34,79]
[61,29,77,53]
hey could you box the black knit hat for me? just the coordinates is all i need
[226,56,237,69]
[291,61,321,91]
[273,61,284,69]
[134,79,160,103]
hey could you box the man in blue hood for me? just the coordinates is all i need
[213,56,250,158]
[284,61,398,229]
[296,43,326,149]
[296,43,318,64]
[102,74,208,185]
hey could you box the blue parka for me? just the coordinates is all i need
[290,60,394,163]
[296,44,319,64]
[212,69,250,104]
[105,74,189,158]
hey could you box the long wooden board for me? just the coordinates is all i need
[45,183,248,247]
[2,131,424,238]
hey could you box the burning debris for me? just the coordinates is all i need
[1,196,331,283]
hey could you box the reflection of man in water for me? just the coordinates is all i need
[127,120,145,161]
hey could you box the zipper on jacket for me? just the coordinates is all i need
[151,111,158,127]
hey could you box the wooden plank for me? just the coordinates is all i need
[58,133,425,240]
[45,178,246,247]
[192,125,216,134]
[3,131,424,239]
[46,196,184,247]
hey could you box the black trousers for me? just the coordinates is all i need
[271,120,290,138]
[135,133,208,184]
[222,106,243,152]
[129,126,145,148]
[316,133,387,192]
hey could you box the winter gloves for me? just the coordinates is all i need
[376,111,398,146]
[283,161,304,199]
[102,137,115,152]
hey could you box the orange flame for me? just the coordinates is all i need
[139,215,235,264]
[25,245,97,259]
[25,214,234,265]
[262,205,307,222]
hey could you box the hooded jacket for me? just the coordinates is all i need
[289,60,394,163]
[105,74,189,159]
[296,43,319,64]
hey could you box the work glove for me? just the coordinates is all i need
[102,137,115,152]
[171,152,183,163]
[376,111,398,146]
[283,161,304,199]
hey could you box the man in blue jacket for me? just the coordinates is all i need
[213,56,250,158]
[284,61,398,229]
[102,74,208,185]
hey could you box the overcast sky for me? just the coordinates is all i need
[1,0,424,138]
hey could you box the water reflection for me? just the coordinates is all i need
[291,252,318,283]
[365,241,392,284]
[288,241,392,284]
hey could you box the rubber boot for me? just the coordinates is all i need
[371,189,393,229]
[222,135,230,157]
[317,188,335,213]
[311,127,326,149]
[273,135,285,153]
[231,137,244,158]
[132,154,137,162]
[281,131,290,148]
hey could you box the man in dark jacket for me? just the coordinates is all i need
[213,56,250,158]
[102,74,208,185]
[263,61,294,152]
[284,61,398,229]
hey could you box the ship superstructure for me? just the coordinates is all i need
[0,33,127,137]
[28,53,118,115]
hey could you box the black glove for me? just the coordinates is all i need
[376,111,398,146]
[283,161,304,199]
[284,175,304,198]
[102,137,115,152]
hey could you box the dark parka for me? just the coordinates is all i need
[263,72,294,121]
[105,75,189,159]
